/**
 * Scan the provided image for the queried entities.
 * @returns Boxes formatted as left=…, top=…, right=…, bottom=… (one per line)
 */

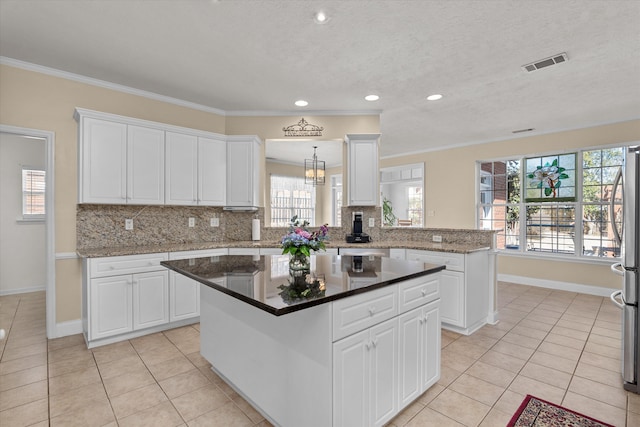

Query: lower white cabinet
left=405, top=249, right=489, bottom=335
left=86, top=257, right=169, bottom=342
left=332, top=275, right=440, bottom=427
left=398, top=300, right=440, bottom=407
left=333, top=318, right=398, bottom=427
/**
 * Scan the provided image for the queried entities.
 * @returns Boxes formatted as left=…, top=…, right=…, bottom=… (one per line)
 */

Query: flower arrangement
left=281, top=216, right=329, bottom=257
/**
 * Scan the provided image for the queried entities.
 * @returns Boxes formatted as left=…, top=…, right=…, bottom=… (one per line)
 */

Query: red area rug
left=508, top=395, right=615, bottom=427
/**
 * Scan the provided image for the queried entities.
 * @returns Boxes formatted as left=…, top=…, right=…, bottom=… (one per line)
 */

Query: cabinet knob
left=368, top=307, right=376, bottom=316
left=108, top=266, right=115, bottom=270
left=365, top=342, right=371, bottom=350
left=371, top=338, right=378, bottom=348
left=147, top=262, right=153, bottom=266
left=419, top=317, right=425, bottom=324
left=421, top=288, right=427, bottom=296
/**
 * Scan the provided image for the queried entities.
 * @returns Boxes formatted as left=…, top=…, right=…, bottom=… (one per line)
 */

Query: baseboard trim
left=487, top=310, right=500, bottom=325
left=0, top=286, right=46, bottom=296
left=498, top=274, right=617, bottom=297
left=55, top=319, right=83, bottom=338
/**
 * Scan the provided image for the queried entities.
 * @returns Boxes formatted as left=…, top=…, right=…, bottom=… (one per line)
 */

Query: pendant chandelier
left=304, top=146, right=325, bottom=185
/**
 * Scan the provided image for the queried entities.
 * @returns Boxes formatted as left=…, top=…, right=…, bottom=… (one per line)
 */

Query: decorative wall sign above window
left=525, top=153, right=576, bottom=202
left=283, top=118, right=324, bottom=137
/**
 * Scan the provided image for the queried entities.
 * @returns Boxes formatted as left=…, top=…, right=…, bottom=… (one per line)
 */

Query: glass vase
left=289, top=252, right=310, bottom=272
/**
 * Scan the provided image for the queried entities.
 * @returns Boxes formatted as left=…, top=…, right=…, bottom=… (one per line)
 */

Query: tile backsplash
left=77, top=204, right=494, bottom=250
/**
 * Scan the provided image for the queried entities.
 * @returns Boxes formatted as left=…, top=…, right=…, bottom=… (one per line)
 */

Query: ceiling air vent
left=522, top=52, right=568, bottom=72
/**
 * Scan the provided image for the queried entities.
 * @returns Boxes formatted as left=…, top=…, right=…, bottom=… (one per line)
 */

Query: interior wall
left=380, top=119, right=640, bottom=289
left=0, top=132, right=46, bottom=294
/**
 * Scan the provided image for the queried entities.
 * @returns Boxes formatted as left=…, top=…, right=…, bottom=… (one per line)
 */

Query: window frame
left=269, top=174, right=316, bottom=227
left=477, top=145, right=626, bottom=263
left=21, top=166, right=46, bottom=221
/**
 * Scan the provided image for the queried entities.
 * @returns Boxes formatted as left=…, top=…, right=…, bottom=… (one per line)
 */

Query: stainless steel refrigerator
left=611, top=145, right=640, bottom=393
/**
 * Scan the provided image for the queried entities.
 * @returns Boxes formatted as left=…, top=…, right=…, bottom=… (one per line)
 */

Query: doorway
left=0, top=125, right=55, bottom=338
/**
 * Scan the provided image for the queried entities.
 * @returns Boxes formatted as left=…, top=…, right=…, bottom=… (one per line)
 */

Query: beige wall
left=380, top=119, right=640, bottom=289
left=225, top=115, right=380, bottom=139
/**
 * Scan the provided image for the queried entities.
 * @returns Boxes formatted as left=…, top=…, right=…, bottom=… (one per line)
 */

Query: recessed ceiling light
left=427, top=94, right=443, bottom=101
left=365, top=94, right=379, bottom=101
left=295, top=100, right=308, bottom=107
left=314, top=11, right=329, bottom=24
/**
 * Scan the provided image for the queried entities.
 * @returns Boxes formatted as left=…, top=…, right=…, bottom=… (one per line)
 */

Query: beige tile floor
left=1, top=282, right=640, bottom=426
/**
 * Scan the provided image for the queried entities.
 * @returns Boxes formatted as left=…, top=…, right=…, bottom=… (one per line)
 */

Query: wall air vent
left=522, top=52, right=568, bottom=72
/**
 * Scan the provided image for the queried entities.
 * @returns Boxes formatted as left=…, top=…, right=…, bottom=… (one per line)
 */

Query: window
left=22, top=167, right=46, bottom=219
left=270, top=175, right=315, bottom=227
left=331, top=174, right=342, bottom=227
left=478, top=147, right=625, bottom=259
left=380, top=163, right=424, bottom=226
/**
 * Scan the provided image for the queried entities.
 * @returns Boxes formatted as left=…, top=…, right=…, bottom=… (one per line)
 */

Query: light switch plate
left=188, top=217, right=195, bottom=227
left=125, top=219, right=133, bottom=230
left=210, top=217, right=219, bottom=227
left=432, top=235, right=442, bottom=243
left=368, top=217, right=375, bottom=227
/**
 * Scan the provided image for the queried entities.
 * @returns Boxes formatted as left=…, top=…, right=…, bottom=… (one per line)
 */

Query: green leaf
left=300, top=246, right=310, bottom=256
left=544, top=187, right=552, bottom=196
left=556, top=181, right=562, bottom=188
left=527, top=173, right=534, bottom=178
left=559, top=173, right=569, bottom=179
left=551, top=159, right=558, bottom=166
left=557, top=167, right=566, bottom=173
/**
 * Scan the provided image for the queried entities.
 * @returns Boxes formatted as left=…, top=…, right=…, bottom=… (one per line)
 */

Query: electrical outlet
left=368, top=217, right=375, bottom=227
left=432, top=235, right=442, bottom=243
left=125, top=219, right=133, bottom=230
left=427, top=210, right=435, bottom=217
left=210, top=217, right=219, bottom=227
left=188, top=217, right=195, bottom=227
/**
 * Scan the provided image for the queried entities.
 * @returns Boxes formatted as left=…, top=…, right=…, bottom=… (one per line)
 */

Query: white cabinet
left=84, top=253, right=169, bottom=343
left=168, top=249, right=227, bottom=322
left=346, top=134, right=380, bottom=206
left=333, top=318, right=398, bottom=427
left=165, top=132, right=227, bottom=206
left=226, top=136, right=261, bottom=208
left=165, top=132, right=198, bottom=205
left=405, top=249, right=489, bottom=335
left=76, top=113, right=164, bottom=204
left=127, top=125, right=165, bottom=204
left=398, top=300, right=440, bottom=407
left=332, top=274, right=440, bottom=427
left=198, top=136, right=226, bottom=205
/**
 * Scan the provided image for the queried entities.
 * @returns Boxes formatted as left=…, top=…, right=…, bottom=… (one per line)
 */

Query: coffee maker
left=346, top=211, right=370, bottom=243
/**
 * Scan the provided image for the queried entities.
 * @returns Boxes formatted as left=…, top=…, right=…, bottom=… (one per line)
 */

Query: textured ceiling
left=1, top=0, right=639, bottom=158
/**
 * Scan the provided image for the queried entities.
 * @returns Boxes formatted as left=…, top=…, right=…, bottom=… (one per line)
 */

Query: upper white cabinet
left=165, top=132, right=198, bottom=205
left=165, top=132, right=227, bottom=206
left=77, top=113, right=165, bottom=205
left=346, top=134, right=380, bottom=206
left=76, top=108, right=233, bottom=207
left=226, top=136, right=261, bottom=208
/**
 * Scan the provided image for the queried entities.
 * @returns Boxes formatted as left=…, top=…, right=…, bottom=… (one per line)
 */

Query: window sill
left=496, top=249, right=619, bottom=265
left=16, top=217, right=45, bottom=224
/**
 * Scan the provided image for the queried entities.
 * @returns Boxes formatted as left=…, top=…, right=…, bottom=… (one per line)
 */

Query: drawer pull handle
left=365, top=342, right=371, bottom=350
left=371, top=338, right=378, bottom=348
left=147, top=262, right=154, bottom=266
left=419, top=317, right=425, bottom=324
left=368, top=307, right=376, bottom=316
left=421, top=288, right=427, bottom=296
left=108, top=266, right=115, bottom=270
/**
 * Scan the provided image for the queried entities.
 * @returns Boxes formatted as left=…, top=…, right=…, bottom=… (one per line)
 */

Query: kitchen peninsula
left=162, top=254, right=445, bottom=427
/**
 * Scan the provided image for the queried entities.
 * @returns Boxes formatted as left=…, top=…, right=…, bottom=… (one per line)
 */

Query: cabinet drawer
left=228, top=247, right=260, bottom=256
left=332, top=286, right=397, bottom=341
left=398, top=275, right=440, bottom=314
left=90, top=253, right=168, bottom=278
left=405, top=251, right=464, bottom=272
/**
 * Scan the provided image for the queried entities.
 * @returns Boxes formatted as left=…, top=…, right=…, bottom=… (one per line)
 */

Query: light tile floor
left=1, top=282, right=640, bottom=426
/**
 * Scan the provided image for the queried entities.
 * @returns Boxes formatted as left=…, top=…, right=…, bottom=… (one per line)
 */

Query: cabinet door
left=421, top=301, right=440, bottom=391
left=333, top=329, right=370, bottom=427
left=127, top=125, right=164, bottom=205
left=133, top=271, right=169, bottom=330
left=90, top=275, right=132, bottom=340
left=369, top=319, right=398, bottom=427
left=346, top=135, right=379, bottom=206
left=81, top=117, right=127, bottom=203
left=198, top=136, right=226, bottom=205
left=440, top=270, right=464, bottom=327
left=226, top=139, right=256, bottom=207
left=398, top=307, right=423, bottom=407
left=169, top=271, right=200, bottom=322
left=165, top=132, right=198, bottom=205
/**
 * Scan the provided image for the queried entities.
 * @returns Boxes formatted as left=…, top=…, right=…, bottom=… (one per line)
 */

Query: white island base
left=200, top=273, right=441, bottom=427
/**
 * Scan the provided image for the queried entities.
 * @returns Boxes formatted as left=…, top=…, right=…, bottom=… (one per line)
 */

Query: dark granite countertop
left=161, top=254, right=445, bottom=316
left=77, top=240, right=489, bottom=258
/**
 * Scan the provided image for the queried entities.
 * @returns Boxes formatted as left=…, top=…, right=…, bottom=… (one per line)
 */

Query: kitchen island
left=162, top=254, right=444, bottom=427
